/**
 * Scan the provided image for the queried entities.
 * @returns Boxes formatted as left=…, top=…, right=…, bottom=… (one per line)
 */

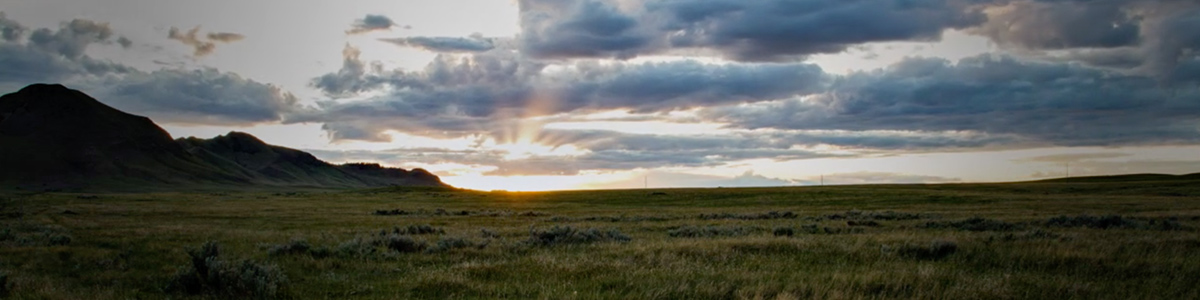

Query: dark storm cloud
left=116, top=36, right=133, bottom=49
left=0, top=17, right=299, bottom=126
left=346, top=14, right=398, bottom=35
left=517, top=0, right=985, bottom=61
left=513, top=0, right=1199, bottom=78
left=649, top=0, right=986, bottom=61
left=519, top=0, right=655, bottom=59
left=0, top=17, right=133, bottom=84
left=560, top=60, right=826, bottom=113
left=971, top=0, right=1141, bottom=50
left=300, top=46, right=826, bottom=141
left=702, top=54, right=1200, bottom=147
left=99, top=68, right=300, bottom=125
left=0, top=12, right=26, bottom=42
left=168, top=26, right=244, bottom=57
left=308, top=45, right=390, bottom=98
left=967, top=0, right=1200, bottom=81
left=1149, top=4, right=1200, bottom=81
left=380, top=34, right=496, bottom=53
left=28, top=19, right=115, bottom=59
left=0, top=43, right=130, bottom=84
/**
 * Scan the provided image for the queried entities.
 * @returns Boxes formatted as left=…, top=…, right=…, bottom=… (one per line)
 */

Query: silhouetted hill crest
left=0, top=84, right=447, bottom=191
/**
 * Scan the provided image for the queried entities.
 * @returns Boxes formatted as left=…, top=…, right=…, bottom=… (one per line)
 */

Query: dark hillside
left=0, top=84, right=447, bottom=191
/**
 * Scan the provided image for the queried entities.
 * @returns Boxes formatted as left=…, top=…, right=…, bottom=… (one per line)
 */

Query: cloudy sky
left=2, top=0, right=1199, bottom=191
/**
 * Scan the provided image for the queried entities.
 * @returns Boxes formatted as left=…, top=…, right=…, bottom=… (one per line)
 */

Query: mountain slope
left=178, top=132, right=444, bottom=188
left=0, top=84, right=447, bottom=191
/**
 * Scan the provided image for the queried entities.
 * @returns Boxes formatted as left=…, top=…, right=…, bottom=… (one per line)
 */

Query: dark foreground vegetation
left=1, top=179, right=1199, bottom=299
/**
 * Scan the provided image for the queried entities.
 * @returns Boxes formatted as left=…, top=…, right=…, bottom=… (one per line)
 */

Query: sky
left=1, top=0, right=1198, bottom=191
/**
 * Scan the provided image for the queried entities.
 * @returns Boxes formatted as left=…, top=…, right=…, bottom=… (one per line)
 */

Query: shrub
left=519, top=211, right=547, bottom=217
left=668, top=225, right=755, bottom=238
left=389, top=224, right=444, bottom=235
left=798, top=224, right=864, bottom=235
left=1042, top=215, right=1185, bottom=230
left=566, top=215, right=676, bottom=222
left=526, top=226, right=631, bottom=246
left=46, top=233, right=72, bottom=246
left=424, top=208, right=472, bottom=216
left=308, top=246, right=333, bottom=259
left=0, top=228, right=12, bottom=241
left=373, top=209, right=410, bottom=216
left=0, top=272, right=9, bottom=297
left=885, top=240, right=958, bottom=260
left=378, top=235, right=426, bottom=253
left=480, top=228, right=501, bottom=239
left=865, top=211, right=923, bottom=221
left=773, top=227, right=795, bottom=237
left=824, top=210, right=923, bottom=221
left=267, top=239, right=311, bottom=256
left=988, top=229, right=1065, bottom=243
left=169, top=241, right=287, bottom=299
left=428, top=237, right=480, bottom=253
left=1145, top=218, right=1185, bottom=231
left=336, top=237, right=378, bottom=258
left=922, top=217, right=1018, bottom=231
left=846, top=220, right=880, bottom=227
left=1045, top=215, right=1134, bottom=229
left=699, top=211, right=797, bottom=220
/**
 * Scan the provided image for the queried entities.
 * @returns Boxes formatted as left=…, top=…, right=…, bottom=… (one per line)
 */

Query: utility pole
left=820, top=175, right=824, bottom=186
left=1065, top=162, right=1070, bottom=178
left=644, top=175, right=648, bottom=189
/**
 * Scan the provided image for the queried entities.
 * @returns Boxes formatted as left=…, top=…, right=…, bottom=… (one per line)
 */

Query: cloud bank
left=0, top=16, right=297, bottom=125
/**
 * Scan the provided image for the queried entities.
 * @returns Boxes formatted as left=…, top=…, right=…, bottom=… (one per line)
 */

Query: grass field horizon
left=1, top=176, right=1198, bottom=299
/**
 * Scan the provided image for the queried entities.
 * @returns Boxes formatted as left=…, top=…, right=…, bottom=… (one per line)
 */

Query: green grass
left=1, top=180, right=1199, bottom=299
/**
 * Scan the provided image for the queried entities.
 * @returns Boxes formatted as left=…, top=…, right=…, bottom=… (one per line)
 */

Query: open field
left=2, top=179, right=1199, bottom=299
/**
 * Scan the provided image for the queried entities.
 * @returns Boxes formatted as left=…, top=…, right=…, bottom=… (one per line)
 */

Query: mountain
left=0, top=84, right=448, bottom=191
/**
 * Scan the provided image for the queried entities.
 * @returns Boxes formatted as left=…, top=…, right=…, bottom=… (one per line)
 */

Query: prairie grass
left=0, top=180, right=1198, bottom=298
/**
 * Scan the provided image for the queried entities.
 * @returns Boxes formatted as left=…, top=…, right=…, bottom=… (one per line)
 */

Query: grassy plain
left=1, top=178, right=1199, bottom=299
